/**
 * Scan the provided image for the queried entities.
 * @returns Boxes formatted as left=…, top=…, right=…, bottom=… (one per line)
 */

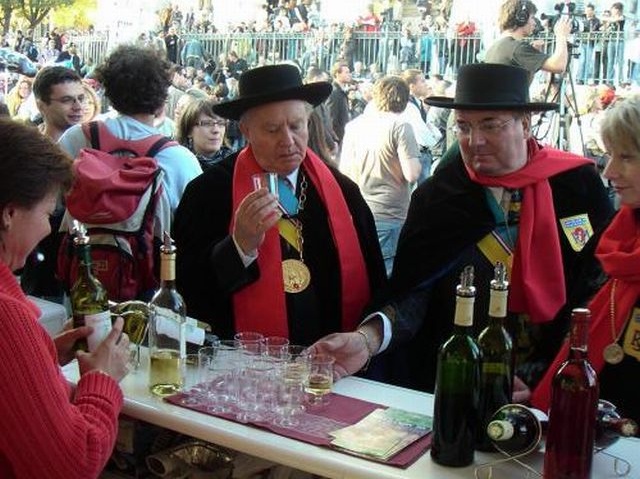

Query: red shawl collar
left=230, top=146, right=370, bottom=338
left=532, top=206, right=640, bottom=411
left=465, top=139, right=591, bottom=323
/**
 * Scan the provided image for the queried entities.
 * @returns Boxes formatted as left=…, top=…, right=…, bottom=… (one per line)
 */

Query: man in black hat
left=173, top=64, right=386, bottom=352
left=310, top=63, right=613, bottom=396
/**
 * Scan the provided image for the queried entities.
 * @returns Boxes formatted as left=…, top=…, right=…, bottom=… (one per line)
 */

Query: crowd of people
left=1, top=1, right=640, bottom=477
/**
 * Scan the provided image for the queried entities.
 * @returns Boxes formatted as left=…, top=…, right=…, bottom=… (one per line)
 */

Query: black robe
left=383, top=153, right=615, bottom=392
left=173, top=151, right=386, bottom=346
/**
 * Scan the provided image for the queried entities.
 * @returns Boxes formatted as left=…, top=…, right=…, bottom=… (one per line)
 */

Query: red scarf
left=230, top=146, right=370, bottom=338
left=532, top=206, right=640, bottom=411
left=465, top=139, right=591, bottom=323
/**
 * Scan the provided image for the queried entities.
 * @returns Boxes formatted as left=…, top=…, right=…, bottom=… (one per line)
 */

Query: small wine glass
left=304, top=353, right=335, bottom=408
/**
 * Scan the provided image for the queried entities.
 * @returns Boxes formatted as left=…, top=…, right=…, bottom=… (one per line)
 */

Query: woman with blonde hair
left=5, top=76, right=32, bottom=119
left=81, top=80, right=101, bottom=122
left=532, top=95, right=640, bottom=425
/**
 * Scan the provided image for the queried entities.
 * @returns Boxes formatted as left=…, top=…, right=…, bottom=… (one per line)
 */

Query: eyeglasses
left=48, top=95, right=88, bottom=106
left=196, top=119, right=228, bottom=128
left=451, top=118, right=515, bottom=137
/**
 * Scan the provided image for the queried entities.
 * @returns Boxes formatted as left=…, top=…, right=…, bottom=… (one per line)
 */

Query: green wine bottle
left=69, top=221, right=111, bottom=352
left=431, top=265, right=482, bottom=467
left=476, top=262, right=514, bottom=451
left=148, top=232, right=187, bottom=397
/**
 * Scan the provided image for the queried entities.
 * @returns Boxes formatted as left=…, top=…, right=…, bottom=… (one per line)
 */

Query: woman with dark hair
left=0, top=119, right=131, bottom=477
left=177, top=97, right=233, bottom=170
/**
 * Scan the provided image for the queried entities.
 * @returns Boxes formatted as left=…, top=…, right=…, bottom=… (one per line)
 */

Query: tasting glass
left=236, top=356, right=277, bottom=423
left=234, top=331, right=264, bottom=367
left=263, top=336, right=290, bottom=359
left=305, top=353, right=335, bottom=407
left=198, top=341, right=240, bottom=414
left=176, top=353, right=205, bottom=406
left=273, top=345, right=311, bottom=427
left=252, top=172, right=278, bottom=196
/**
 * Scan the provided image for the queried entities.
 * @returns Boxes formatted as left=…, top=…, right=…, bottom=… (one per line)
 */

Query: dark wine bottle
left=486, top=404, right=544, bottom=456
left=544, top=308, right=599, bottom=479
left=476, top=262, right=513, bottom=451
left=69, top=221, right=111, bottom=352
left=431, top=265, right=481, bottom=467
left=595, top=400, right=639, bottom=449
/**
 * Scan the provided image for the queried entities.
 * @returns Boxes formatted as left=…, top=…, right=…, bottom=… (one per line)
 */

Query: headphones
left=514, top=1, right=530, bottom=27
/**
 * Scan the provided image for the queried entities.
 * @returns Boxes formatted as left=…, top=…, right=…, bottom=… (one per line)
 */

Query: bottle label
left=482, top=362, right=508, bottom=375
left=488, top=289, right=508, bottom=318
left=155, top=312, right=203, bottom=346
left=454, top=296, right=474, bottom=327
left=85, top=310, right=112, bottom=352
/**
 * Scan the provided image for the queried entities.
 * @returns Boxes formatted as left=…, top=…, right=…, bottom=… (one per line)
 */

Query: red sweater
left=0, top=262, right=123, bottom=478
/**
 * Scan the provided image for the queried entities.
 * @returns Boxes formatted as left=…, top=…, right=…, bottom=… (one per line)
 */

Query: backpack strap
left=81, top=121, right=177, bottom=158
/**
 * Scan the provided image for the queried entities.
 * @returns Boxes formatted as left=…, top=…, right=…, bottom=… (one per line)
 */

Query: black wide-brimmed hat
left=425, top=63, right=558, bottom=112
left=212, top=64, right=332, bottom=120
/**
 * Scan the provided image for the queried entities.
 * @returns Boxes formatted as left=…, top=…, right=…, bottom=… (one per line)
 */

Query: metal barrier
left=70, top=30, right=631, bottom=86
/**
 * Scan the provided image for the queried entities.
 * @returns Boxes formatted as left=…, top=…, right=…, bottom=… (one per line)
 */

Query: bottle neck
left=488, top=288, right=508, bottom=321
left=159, top=252, right=176, bottom=285
left=568, top=314, right=590, bottom=360
left=454, top=295, right=475, bottom=328
left=77, top=244, right=94, bottom=277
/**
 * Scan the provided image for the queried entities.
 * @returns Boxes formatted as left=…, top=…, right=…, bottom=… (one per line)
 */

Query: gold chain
left=609, top=279, right=623, bottom=343
left=289, top=172, right=308, bottom=263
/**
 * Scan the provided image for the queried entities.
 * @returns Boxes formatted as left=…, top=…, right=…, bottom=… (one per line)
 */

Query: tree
left=0, top=0, right=19, bottom=36
left=19, top=0, right=74, bottom=30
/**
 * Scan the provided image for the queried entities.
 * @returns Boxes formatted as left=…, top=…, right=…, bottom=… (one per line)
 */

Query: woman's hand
left=76, top=316, right=131, bottom=382
left=54, top=319, right=92, bottom=366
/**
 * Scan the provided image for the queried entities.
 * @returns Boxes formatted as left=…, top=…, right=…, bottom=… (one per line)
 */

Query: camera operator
left=484, top=0, right=572, bottom=83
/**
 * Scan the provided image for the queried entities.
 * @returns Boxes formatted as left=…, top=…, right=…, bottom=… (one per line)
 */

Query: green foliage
left=51, top=0, right=96, bottom=30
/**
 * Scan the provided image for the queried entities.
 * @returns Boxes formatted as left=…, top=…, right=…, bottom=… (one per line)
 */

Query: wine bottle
left=595, top=400, right=639, bottom=449
left=476, top=262, right=513, bottom=451
left=544, top=308, right=599, bottom=479
left=148, top=232, right=187, bottom=397
left=431, top=265, right=481, bottom=467
left=69, top=221, right=111, bottom=352
left=486, top=404, right=545, bottom=456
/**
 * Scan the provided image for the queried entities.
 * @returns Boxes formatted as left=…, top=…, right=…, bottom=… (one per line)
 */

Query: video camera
left=540, top=2, right=581, bottom=34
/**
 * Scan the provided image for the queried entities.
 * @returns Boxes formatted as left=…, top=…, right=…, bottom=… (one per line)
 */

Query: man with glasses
left=20, top=66, right=86, bottom=303
left=33, top=66, right=85, bottom=141
left=310, top=63, right=613, bottom=398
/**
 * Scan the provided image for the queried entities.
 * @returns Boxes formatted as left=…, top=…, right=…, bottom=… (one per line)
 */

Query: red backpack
left=57, top=121, right=177, bottom=301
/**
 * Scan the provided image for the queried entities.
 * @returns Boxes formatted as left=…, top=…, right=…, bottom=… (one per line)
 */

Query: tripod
left=533, top=44, right=585, bottom=154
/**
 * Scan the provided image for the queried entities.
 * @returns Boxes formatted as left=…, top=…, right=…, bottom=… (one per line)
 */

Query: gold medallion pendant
left=603, top=343, right=625, bottom=365
left=282, top=259, right=311, bottom=293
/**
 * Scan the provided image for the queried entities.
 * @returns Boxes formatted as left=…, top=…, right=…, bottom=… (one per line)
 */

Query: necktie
left=278, top=176, right=298, bottom=216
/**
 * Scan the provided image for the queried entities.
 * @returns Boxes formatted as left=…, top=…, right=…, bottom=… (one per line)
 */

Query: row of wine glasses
left=178, top=332, right=335, bottom=428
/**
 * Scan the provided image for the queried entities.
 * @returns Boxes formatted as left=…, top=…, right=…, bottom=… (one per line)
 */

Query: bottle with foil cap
left=431, top=265, right=481, bottom=467
left=476, top=262, right=514, bottom=451
left=69, top=220, right=111, bottom=352
left=148, top=232, right=186, bottom=397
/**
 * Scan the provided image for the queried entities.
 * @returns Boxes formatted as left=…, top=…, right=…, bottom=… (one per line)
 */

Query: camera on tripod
left=540, top=2, right=581, bottom=35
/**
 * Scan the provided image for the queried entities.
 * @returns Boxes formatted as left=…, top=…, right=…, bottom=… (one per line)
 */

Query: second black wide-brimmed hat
left=212, top=64, right=332, bottom=120
left=425, top=63, right=558, bottom=111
